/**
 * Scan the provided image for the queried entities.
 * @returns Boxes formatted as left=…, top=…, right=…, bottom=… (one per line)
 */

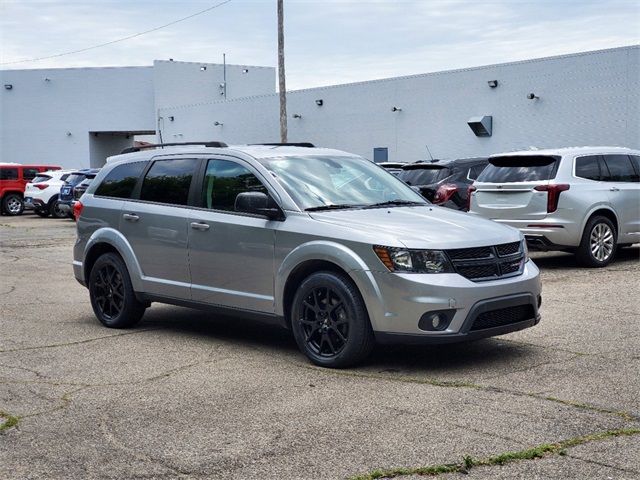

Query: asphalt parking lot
left=1, top=213, right=639, bottom=480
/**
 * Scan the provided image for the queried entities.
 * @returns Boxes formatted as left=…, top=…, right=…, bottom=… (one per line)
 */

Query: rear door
left=472, top=155, right=559, bottom=220
left=601, top=154, right=640, bottom=241
left=119, top=157, right=200, bottom=299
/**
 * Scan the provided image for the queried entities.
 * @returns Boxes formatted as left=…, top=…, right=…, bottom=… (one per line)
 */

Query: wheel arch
left=582, top=207, right=619, bottom=238
left=276, top=241, right=385, bottom=330
left=83, top=228, right=144, bottom=291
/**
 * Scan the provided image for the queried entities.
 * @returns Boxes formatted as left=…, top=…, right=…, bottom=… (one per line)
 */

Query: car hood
left=309, top=205, right=521, bottom=250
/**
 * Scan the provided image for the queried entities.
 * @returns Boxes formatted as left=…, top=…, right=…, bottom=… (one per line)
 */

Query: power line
left=0, top=0, right=233, bottom=66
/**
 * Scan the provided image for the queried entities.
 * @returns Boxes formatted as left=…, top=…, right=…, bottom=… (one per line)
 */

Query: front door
left=188, top=158, right=276, bottom=313
left=602, top=154, right=640, bottom=241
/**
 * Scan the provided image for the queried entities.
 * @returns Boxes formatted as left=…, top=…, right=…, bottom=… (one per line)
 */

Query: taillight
left=73, top=201, right=84, bottom=221
left=34, top=184, right=49, bottom=190
left=433, top=183, right=458, bottom=205
left=534, top=184, right=570, bottom=213
left=466, top=185, right=477, bottom=211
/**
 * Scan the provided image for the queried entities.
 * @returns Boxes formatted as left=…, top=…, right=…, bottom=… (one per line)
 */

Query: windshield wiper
left=305, top=204, right=364, bottom=212
left=365, top=200, right=426, bottom=208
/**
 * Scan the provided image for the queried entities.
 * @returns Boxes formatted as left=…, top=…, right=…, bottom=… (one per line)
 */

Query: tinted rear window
left=575, top=155, right=602, bottom=181
left=602, top=155, right=638, bottom=182
left=0, top=168, right=19, bottom=180
left=31, top=175, right=52, bottom=183
left=66, top=174, right=86, bottom=186
left=477, top=155, right=559, bottom=183
left=140, top=158, right=198, bottom=206
left=397, top=167, right=450, bottom=185
left=95, top=162, right=145, bottom=199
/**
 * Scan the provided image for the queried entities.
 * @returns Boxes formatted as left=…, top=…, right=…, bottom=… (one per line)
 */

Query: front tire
left=576, top=216, right=617, bottom=267
left=49, top=199, right=67, bottom=218
left=2, top=194, right=24, bottom=216
left=291, top=271, right=374, bottom=368
left=89, top=253, right=146, bottom=328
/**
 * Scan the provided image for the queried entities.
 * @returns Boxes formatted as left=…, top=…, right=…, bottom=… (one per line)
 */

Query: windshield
left=478, top=155, right=559, bottom=183
left=397, top=166, right=450, bottom=185
left=257, top=155, right=428, bottom=210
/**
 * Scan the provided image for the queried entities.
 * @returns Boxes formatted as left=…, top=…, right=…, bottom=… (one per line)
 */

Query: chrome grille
left=446, top=241, right=524, bottom=282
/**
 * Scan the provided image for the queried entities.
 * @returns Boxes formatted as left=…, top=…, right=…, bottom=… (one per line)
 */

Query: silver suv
left=469, top=147, right=640, bottom=267
left=73, top=143, right=541, bottom=367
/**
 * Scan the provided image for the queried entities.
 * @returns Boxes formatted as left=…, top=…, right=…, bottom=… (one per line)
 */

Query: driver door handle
left=123, top=213, right=139, bottom=222
left=609, top=187, right=620, bottom=192
left=190, top=222, right=210, bottom=231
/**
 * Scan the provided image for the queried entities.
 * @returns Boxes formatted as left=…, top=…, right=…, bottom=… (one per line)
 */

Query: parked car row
left=0, top=163, right=100, bottom=218
left=382, top=146, right=639, bottom=267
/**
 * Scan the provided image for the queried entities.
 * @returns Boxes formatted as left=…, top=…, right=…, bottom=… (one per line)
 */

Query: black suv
left=58, top=169, right=100, bottom=218
left=397, top=157, right=488, bottom=210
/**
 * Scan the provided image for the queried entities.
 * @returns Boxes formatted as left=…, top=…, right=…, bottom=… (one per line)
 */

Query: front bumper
left=354, top=260, right=541, bottom=341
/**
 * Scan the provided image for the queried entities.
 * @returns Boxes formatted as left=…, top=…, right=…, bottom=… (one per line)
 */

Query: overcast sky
left=1, top=0, right=638, bottom=90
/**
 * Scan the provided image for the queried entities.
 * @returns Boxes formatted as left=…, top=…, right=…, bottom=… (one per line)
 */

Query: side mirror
left=235, top=192, right=283, bottom=220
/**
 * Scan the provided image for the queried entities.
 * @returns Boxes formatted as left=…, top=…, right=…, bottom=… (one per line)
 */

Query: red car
left=0, top=163, right=62, bottom=215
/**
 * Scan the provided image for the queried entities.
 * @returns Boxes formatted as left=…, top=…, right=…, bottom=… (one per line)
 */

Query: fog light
left=419, top=310, right=455, bottom=331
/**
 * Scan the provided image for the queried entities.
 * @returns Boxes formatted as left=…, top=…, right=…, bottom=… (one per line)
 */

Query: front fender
left=84, top=227, right=144, bottom=292
left=274, top=240, right=387, bottom=330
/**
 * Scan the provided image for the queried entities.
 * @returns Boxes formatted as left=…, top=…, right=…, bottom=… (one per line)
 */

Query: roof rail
left=250, top=142, right=315, bottom=148
left=120, top=141, right=228, bottom=154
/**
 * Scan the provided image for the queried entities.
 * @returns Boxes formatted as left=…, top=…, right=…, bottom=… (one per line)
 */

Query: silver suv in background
left=469, top=147, right=640, bottom=267
left=73, top=143, right=541, bottom=367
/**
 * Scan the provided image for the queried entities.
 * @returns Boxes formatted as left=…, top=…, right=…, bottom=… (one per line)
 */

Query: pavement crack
left=348, top=427, right=640, bottom=479
left=0, top=328, right=160, bottom=353
left=566, top=453, right=640, bottom=475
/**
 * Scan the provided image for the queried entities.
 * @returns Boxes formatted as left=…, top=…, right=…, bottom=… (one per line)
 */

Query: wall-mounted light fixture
left=315, top=99, right=323, bottom=106
left=200, top=66, right=207, bottom=71
left=487, top=80, right=498, bottom=88
left=527, top=93, right=539, bottom=100
left=219, top=82, right=226, bottom=96
left=66, top=131, right=72, bottom=137
left=4, top=84, right=13, bottom=90
left=168, top=116, right=175, bottom=122
left=214, top=121, right=223, bottom=126
left=44, top=77, right=51, bottom=82
left=292, top=113, right=302, bottom=119
left=242, top=68, right=249, bottom=74
left=391, top=106, right=402, bottom=112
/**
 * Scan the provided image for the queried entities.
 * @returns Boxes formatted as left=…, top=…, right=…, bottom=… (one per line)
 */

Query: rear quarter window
left=31, top=175, right=53, bottom=183
left=602, top=155, right=638, bottom=182
left=575, top=155, right=602, bottom=181
left=477, top=155, right=559, bottom=183
left=95, top=162, right=146, bottom=198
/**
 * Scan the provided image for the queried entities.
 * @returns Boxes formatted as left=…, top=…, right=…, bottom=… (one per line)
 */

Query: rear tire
left=576, top=216, right=617, bottom=267
left=2, top=194, right=24, bottom=216
left=291, top=271, right=374, bottom=368
left=34, top=208, right=49, bottom=217
left=89, top=253, right=146, bottom=328
left=49, top=199, right=67, bottom=218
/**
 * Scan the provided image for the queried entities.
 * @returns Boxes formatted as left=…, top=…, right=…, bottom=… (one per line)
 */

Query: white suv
left=24, top=170, right=73, bottom=218
left=469, top=147, right=640, bottom=267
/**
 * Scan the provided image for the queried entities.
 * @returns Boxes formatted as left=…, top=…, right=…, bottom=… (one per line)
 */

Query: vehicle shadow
left=140, top=306, right=533, bottom=374
left=530, top=245, right=639, bottom=270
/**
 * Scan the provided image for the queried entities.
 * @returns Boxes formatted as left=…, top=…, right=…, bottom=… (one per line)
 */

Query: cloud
left=1, top=0, right=638, bottom=89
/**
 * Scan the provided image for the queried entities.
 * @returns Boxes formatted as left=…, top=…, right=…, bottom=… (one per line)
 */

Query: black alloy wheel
left=291, top=271, right=374, bottom=368
left=89, top=253, right=146, bottom=328
left=300, top=286, right=350, bottom=357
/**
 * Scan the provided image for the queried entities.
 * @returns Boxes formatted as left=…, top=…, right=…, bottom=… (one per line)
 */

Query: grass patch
left=0, top=410, right=19, bottom=432
left=349, top=427, right=640, bottom=479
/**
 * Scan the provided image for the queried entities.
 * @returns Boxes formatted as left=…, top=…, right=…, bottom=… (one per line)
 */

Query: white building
left=0, top=60, right=275, bottom=168
left=1, top=45, right=638, bottom=168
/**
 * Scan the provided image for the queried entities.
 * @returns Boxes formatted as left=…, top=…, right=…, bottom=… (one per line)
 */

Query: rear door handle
left=609, top=187, right=620, bottom=192
left=190, top=222, right=210, bottom=231
left=123, top=213, right=140, bottom=222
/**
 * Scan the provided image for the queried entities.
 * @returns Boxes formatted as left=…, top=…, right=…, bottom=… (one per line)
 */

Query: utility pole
left=277, top=0, right=287, bottom=142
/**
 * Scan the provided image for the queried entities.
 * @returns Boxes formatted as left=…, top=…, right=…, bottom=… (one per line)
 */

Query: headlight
left=373, top=246, right=454, bottom=273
